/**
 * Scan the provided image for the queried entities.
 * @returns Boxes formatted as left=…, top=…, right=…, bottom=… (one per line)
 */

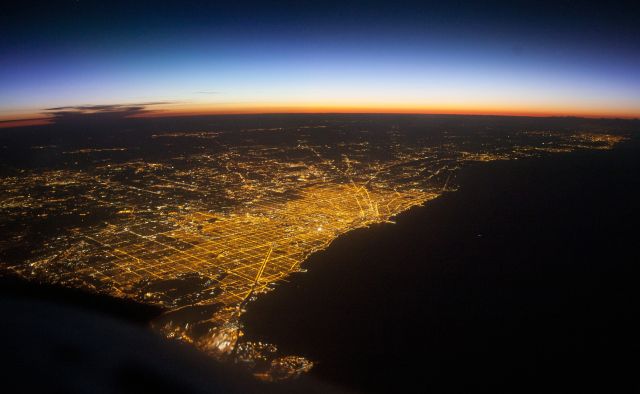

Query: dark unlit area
left=0, top=279, right=348, bottom=394
left=243, top=137, right=640, bottom=393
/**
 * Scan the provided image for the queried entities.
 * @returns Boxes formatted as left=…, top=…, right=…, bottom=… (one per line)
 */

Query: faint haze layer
left=1, top=0, right=640, bottom=122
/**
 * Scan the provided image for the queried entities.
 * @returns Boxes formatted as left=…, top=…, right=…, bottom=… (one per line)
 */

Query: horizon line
left=1, top=109, right=639, bottom=129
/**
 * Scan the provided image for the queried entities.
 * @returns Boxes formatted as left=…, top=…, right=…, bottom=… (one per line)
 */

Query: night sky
left=2, top=0, right=640, bottom=124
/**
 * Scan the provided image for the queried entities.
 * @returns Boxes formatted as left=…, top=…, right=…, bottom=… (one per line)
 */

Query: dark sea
left=242, top=135, right=640, bottom=393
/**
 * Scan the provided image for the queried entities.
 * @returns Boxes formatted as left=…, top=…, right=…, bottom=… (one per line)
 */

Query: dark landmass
left=0, top=286, right=349, bottom=394
left=243, top=134, right=640, bottom=392
left=0, top=275, right=164, bottom=324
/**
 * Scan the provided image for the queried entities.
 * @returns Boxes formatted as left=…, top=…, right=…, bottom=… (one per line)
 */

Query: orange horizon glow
left=2, top=102, right=639, bottom=129
left=138, top=104, right=640, bottom=119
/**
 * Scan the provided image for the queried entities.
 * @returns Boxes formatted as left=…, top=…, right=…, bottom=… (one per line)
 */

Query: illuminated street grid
left=0, top=123, right=625, bottom=379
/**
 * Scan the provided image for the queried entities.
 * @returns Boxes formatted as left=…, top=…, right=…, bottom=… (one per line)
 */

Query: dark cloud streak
left=43, top=102, right=177, bottom=124
left=44, top=102, right=175, bottom=111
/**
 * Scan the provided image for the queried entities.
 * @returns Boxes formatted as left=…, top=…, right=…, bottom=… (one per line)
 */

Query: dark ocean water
left=242, top=136, right=640, bottom=393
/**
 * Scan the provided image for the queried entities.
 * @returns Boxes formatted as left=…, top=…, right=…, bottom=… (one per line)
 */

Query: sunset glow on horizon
left=3, top=100, right=639, bottom=129
left=2, top=1, right=640, bottom=127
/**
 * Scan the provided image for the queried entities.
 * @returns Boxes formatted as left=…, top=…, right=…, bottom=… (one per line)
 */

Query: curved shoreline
left=240, top=138, right=640, bottom=391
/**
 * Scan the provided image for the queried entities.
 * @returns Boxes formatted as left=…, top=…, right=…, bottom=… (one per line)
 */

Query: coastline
left=241, top=136, right=640, bottom=392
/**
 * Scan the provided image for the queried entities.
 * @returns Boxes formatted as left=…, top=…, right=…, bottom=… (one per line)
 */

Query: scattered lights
left=0, top=121, right=626, bottom=380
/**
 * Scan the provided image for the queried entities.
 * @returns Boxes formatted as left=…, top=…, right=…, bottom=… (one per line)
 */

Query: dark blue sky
left=2, top=0, right=639, bottom=120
